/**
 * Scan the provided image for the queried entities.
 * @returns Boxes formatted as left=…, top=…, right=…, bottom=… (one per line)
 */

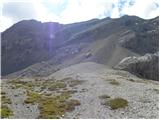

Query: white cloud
left=0, top=16, right=13, bottom=31
left=111, top=1, right=120, bottom=18
left=59, top=0, right=115, bottom=23
left=121, top=0, right=159, bottom=19
left=33, top=2, right=59, bottom=22
left=0, top=0, right=159, bottom=32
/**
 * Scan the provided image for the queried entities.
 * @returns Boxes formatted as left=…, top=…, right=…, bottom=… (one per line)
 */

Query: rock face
left=115, top=53, right=159, bottom=81
left=1, top=20, right=63, bottom=75
left=118, top=16, right=159, bottom=55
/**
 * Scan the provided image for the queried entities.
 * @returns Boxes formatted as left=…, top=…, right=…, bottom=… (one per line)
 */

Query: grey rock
left=115, top=53, right=159, bottom=81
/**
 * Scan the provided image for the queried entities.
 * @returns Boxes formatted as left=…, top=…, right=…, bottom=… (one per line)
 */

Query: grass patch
left=8, top=79, right=27, bottom=84
left=8, top=79, right=30, bottom=89
left=24, top=91, right=41, bottom=104
left=1, top=95, right=12, bottom=104
left=38, top=93, right=70, bottom=119
left=8, top=79, right=42, bottom=90
left=109, top=79, right=120, bottom=86
left=1, top=105, right=13, bottom=118
left=48, top=82, right=66, bottom=91
left=25, top=90, right=80, bottom=119
left=99, top=95, right=110, bottom=99
left=107, top=98, right=128, bottom=110
left=14, top=78, right=82, bottom=118
left=38, top=93, right=80, bottom=119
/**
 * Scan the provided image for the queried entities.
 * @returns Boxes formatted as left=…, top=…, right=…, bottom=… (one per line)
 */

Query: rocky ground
left=1, top=62, right=159, bottom=119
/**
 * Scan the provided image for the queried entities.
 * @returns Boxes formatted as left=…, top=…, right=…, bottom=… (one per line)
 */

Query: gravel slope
left=1, top=62, right=159, bottom=119
left=49, top=62, right=159, bottom=119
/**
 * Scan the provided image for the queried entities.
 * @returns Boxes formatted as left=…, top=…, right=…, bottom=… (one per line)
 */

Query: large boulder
left=114, top=53, right=159, bottom=81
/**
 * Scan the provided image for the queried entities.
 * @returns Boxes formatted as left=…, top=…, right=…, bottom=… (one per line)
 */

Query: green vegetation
left=1, top=91, right=12, bottom=104
left=1, top=90, right=13, bottom=118
left=39, top=93, right=80, bottom=119
left=107, top=98, right=128, bottom=110
left=109, top=79, right=120, bottom=86
left=38, top=93, right=71, bottom=119
left=24, top=91, right=41, bottom=104
left=1, top=105, right=13, bottom=118
left=99, top=95, right=110, bottom=99
left=25, top=90, right=80, bottom=118
left=7, top=78, right=82, bottom=118
left=8, top=79, right=30, bottom=89
left=48, top=82, right=66, bottom=91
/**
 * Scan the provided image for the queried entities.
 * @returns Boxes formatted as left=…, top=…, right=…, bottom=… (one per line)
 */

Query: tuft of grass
left=109, top=79, right=120, bottom=86
left=38, top=93, right=79, bottom=119
left=99, top=95, right=110, bottom=99
left=1, top=105, right=13, bottom=118
left=106, top=98, right=128, bottom=110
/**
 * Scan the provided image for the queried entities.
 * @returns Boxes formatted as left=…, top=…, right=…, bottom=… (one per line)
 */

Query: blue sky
left=0, top=0, right=159, bottom=31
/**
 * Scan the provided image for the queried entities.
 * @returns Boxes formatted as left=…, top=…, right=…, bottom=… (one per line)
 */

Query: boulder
left=115, top=53, right=159, bottom=81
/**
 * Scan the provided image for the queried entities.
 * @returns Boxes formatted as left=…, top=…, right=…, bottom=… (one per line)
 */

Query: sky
left=0, top=0, right=159, bottom=32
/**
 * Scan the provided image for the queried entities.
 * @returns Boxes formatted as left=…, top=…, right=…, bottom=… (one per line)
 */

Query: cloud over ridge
left=1, top=0, right=159, bottom=31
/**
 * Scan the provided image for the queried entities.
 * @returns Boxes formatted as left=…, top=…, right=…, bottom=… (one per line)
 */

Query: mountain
left=1, top=20, right=63, bottom=75
left=2, top=15, right=159, bottom=81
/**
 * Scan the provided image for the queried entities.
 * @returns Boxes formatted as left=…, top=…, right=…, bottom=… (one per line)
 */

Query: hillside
left=2, top=15, right=159, bottom=80
left=1, top=62, right=159, bottom=119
